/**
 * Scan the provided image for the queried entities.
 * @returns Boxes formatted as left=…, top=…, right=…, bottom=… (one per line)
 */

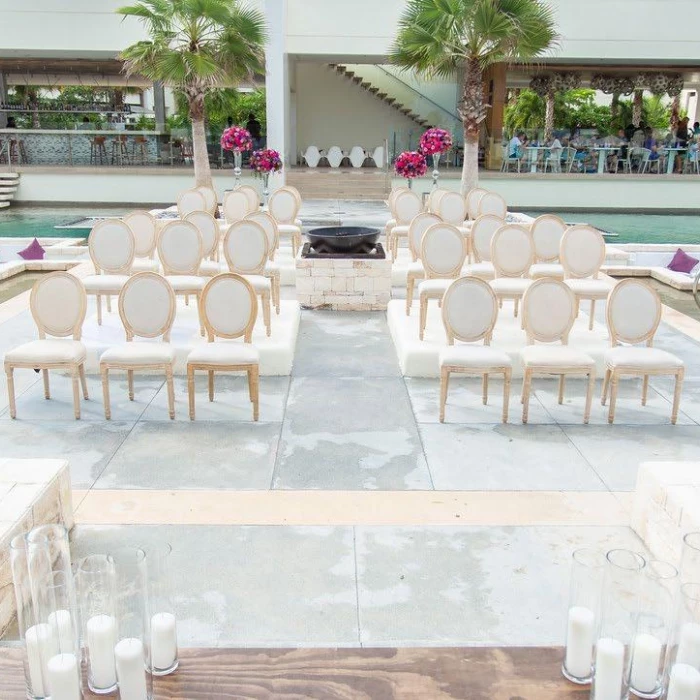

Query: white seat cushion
left=244, top=275, right=271, bottom=293
left=385, top=218, right=397, bottom=230
left=407, top=261, right=424, bottom=276
left=278, top=224, right=301, bottom=236
left=464, top=262, right=495, bottom=280
left=521, top=345, right=595, bottom=369
left=605, top=346, right=684, bottom=370
left=165, top=275, right=205, bottom=292
left=565, top=278, right=613, bottom=299
left=101, top=342, right=176, bottom=366
left=130, top=259, right=160, bottom=273
left=5, top=339, right=86, bottom=365
left=457, top=226, right=472, bottom=237
left=82, top=274, right=130, bottom=292
left=392, top=225, right=409, bottom=236
left=489, top=278, right=533, bottom=295
left=187, top=343, right=260, bottom=366
left=530, top=263, right=564, bottom=280
left=419, top=279, right=452, bottom=298
left=294, top=218, right=302, bottom=228
left=440, top=345, right=512, bottom=369
left=264, top=261, right=280, bottom=275
left=199, top=260, right=224, bottom=277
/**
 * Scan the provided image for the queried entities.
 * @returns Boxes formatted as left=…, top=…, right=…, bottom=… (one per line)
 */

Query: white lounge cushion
left=5, top=339, right=86, bottom=364
left=130, top=259, right=160, bottom=273
left=464, top=262, right=495, bottom=280
left=165, top=275, right=205, bottom=292
left=419, top=279, right=452, bottom=297
left=489, top=278, right=533, bottom=295
left=199, top=260, right=224, bottom=277
left=243, top=275, right=271, bottom=293
left=530, top=263, right=564, bottom=280
left=278, top=224, right=301, bottom=236
left=565, top=278, right=613, bottom=298
left=605, top=346, right=684, bottom=370
left=101, top=342, right=176, bottom=366
left=187, top=342, right=260, bottom=366
left=521, top=345, right=596, bottom=368
left=440, top=345, right=512, bottom=369
left=82, top=274, right=130, bottom=292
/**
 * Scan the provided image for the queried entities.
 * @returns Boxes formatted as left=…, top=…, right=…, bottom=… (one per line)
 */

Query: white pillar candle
left=46, top=652, right=81, bottom=700
left=25, top=622, right=59, bottom=697
left=630, top=633, right=662, bottom=693
left=151, top=612, right=177, bottom=671
left=594, top=637, right=625, bottom=700
left=114, top=637, right=148, bottom=700
left=48, top=609, right=75, bottom=654
left=86, top=614, right=117, bottom=690
left=678, top=622, right=700, bottom=669
left=565, top=606, right=596, bottom=678
left=667, top=663, right=700, bottom=700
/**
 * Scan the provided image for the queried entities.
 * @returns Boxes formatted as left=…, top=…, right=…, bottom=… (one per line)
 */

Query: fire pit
left=307, top=226, right=380, bottom=254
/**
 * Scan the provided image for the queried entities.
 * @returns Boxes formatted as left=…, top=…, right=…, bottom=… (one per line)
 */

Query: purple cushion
left=667, top=248, right=699, bottom=274
left=17, top=238, right=45, bottom=261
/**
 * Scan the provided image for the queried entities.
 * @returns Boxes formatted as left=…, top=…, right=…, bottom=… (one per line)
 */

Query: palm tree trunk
left=189, top=95, right=212, bottom=187
left=632, top=90, right=643, bottom=128
left=459, top=58, right=486, bottom=194
left=544, top=92, right=555, bottom=142
left=31, top=101, right=40, bottom=129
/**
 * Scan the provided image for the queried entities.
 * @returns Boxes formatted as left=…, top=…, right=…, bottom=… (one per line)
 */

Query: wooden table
left=0, top=646, right=589, bottom=699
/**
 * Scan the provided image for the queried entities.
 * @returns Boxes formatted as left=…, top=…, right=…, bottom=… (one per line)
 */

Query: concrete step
left=0, top=202, right=9, bottom=208
left=0, top=173, right=19, bottom=179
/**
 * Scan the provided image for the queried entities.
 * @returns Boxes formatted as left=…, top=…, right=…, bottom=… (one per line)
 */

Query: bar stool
left=110, top=135, right=131, bottom=165
left=132, top=136, right=148, bottom=165
left=90, top=136, right=107, bottom=165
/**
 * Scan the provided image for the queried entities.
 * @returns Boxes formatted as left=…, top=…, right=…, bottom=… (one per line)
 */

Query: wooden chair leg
left=247, top=368, right=254, bottom=402
left=419, top=296, right=427, bottom=341
left=71, top=368, right=81, bottom=420
left=43, top=369, right=50, bottom=399
left=101, top=367, right=111, bottom=419
left=589, top=300, right=596, bottom=330
left=502, top=369, right=511, bottom=423
left=208, top=370, right=215, bottom=402
left=263, top=292, right=271, bottom=337
left=641, top=375, right=649, bottom=406
left=250, top=365, right=260, bottom=421
left=106, top=295, right=112, bottom=313
left=96, top=294, right=103, bottom=325
left=513, top=298, right=519, bottom=318
left=439, top=368, right=449, bottom=423
left=6, top=366, right=16, bottom=419
left=584, top=371, right=595, bottom=425
left=406, top=276, right=415, bottom=316
left=608, top=373, right=619, bottom=424
left=482, top=373, right=489, bottom=405
left=601, top=369, right=611, bottom=405
left=166, top=366, right=175, bottom=420
left=127, top=370, right=134, bottom=401
left=187, top=366, right=195, bottom=421
left=197, top=293, right=205, bottom=337
left=275, top=275, right=281, bottom=315
left=79, top=364, right=89, bottom=400
left=521, top=369, right=532, bottom=424
left=558, top=375, right=566, bottom=405
left=671, top=369, right=684, bottom=425
left=185, top=294, right=190, bottom=306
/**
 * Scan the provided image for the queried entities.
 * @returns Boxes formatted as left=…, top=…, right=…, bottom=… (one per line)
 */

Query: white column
left=265, top=0, right=288, bottom=187
left=0, top=73, right=7, bottom=128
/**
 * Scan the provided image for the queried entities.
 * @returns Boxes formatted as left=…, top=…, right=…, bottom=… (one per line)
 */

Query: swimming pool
left=0, top=207, right=129, bottom=239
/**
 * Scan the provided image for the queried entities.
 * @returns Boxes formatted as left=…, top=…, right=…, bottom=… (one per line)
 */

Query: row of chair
left=301, top=145, right=385, bottom=169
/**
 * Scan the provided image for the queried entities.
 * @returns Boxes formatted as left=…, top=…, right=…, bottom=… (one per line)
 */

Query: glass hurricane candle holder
left=562, top=549, right=607, bottom=685
left=680, top=532, right=700, bottom=586
left=431, top=153, right=441, bottom=190
left=233, top=151, right=243, bottom=186
left=629, top=560, right=678, bottom=699
left=665, top=583, right=700, bottom=700
left=591, top=549, right=645, bottom=700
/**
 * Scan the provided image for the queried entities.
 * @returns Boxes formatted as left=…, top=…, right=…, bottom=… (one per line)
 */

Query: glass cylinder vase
left=233, top=150, right=243, bottom=186
left=680, top=532, right=700, bottom=586
left=76, top=554, right=118, bottom=695
left=145, top=543, right=178, bottom=676
left=262, top=172, right=271, bottom=208
left=629, top=560, right=678, bottom=699
left=406, top=177, right=413, bottom=190
left=665, top=583, right=700, bottom=700
left=431, top=153, right=441, bottom=190
left=590, top=549, right=646, bottom=700
left=563, top=549, right=607, bottom=685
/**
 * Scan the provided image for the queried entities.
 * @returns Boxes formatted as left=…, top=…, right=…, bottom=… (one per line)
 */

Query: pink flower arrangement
left=394, top=151, right=428, bottom=179
left=419, top=128, right=453, bottom=156
left=249, top=148, right=283, bottom=174
left=220, top=126, right=253, bottom=152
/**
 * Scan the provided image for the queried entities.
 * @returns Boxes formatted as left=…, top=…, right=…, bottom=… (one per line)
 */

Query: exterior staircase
left=0, top=173, right=19, bottom=209
left=287, top=168, right=391, bottom=201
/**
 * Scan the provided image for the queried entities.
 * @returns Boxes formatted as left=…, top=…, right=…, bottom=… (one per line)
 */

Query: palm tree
left=118, top=0, right=266, bottom=187
left=390, top=0, right=558, bottom=193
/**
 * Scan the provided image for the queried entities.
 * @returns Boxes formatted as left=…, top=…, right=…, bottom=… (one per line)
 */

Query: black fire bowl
left=307, top=226, right=380, bottom=253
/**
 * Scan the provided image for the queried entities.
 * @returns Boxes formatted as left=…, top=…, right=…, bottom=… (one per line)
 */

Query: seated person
left=508, top=132, right=525, bottom=159
left=547, top=136, right=563, bottom=172
left=643, top=128, right=659, bottom=160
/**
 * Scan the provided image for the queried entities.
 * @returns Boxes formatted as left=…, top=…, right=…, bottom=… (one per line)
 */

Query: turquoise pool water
left=525, top=211, right=700, bottom=245
left=0, top=207, right=128, bottom=239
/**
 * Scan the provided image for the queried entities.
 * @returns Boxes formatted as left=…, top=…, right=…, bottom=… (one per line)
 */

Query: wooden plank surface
left=0, top=646, right=588, bottom=699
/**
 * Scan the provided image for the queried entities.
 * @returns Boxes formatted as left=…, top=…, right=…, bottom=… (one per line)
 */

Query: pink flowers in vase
left=419, top=128, right=453, bottom=156
left=220, top=126, right=253, bottom=152
left=394, top=151, right=428, bottom=179
left=249, top=149, right=283, bottom=175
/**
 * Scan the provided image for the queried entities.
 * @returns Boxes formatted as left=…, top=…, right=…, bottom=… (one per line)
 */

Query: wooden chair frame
left=236, top=185, right=260, bottom=214
left=477, top=191, right=507, bottom=219
left=388, top=189, right=422, bottom=259
left=405, top=212, right=441, bottom=316
left=196, top=185, right=218, bottom=216
left=123, top=210, right=158, bottom=261
left=466, top=188, right=487, bottom=221
left=185, top=210, right=220, bottom=262
left=268, top=188, right=302, bottom=257
left=246, top=211, right=281, bottom=314
left=177, top=189, right=207, bottom=218
left=489, top=224, right=534, bottom=318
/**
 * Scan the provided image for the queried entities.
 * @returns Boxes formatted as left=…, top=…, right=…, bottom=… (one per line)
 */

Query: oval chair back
left=531, top=214, right=567, bottom=263
left=606, top=279, right=661, bottom=347
left=196, top=186, right=218, bottom=215
left=421, top=223, right=467, bottom=279
left=490, top=224, right=534, bottom=278
left=177, top=189, right=206, bottom=218
left=478, top=191, right=507, bottom=218
left=441, top=276, right=498, bottom=345
left=427, top=188, right=448, bottom=214
left=408, top=213, right=441, bottom=262
left=236, top=185, right=259, bottom=213
left=466, top=188, right=487, bottom=220
left=282, top=185, right=302, bottom=205
left=246, top=211, right=279, bottom=261
left=560, top=225, right=606, bottom=279
left=223, top=220, right=269, bottom=275
left=471, top=214, right=505, bottom=263
left=158, top=220, right=203, bottom=275
left=31, top=272, right=87, bottom=340
left=268, top=188, right=300, bottom=224
left=438, top=191, right=467, bottom=226
left=349, top=146, right=366, bottom=168
left=118, top=271, right=176, bottom=341
left=303, top=146, right=322, bottom=168
left=326, top=146, right=343, bottom=168
left=200, top=273, right=258, bottom=342
left=392, top=189, right=422, bottom=225
left=123, top=211, right=157, bottom=259
left=223, top=190, right=251, bottom=224
left=388, top=186, right=409, bottom=211
left=522, top=278, right=576, bottom=344
left=184, top=211, right=219, bottom=260
left=89, top=219, right=135, bottom=274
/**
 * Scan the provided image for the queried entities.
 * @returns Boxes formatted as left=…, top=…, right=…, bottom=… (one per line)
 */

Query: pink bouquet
left=220, top=126, right=253, bottom=152
left=394, top=151, right=428, bottom=179
left=419, top=128, right=453, bottom=156
left=249, top=149, right=283, bottom=174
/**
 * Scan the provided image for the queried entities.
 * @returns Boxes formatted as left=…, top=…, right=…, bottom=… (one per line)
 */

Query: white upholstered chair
left=520, top=279, right=596, bottom=424
left=418, top=223, right=467, bottom=340
left=222, top=220, right=272, bottom=336
left=488, top=224, right=534, bottom=317
left=236, top=185, right=260, bottom=213
left=561, top=225, right=613, bottom=330
left=529, top=215, right=567, bottom=280
left=384, top=186, right=409, bottom=240
left=437, top=191, right=471, bottom=250
left=268, top=187, right=302, bottom=257
left=82, top=219, right=135, bottom=325
left=246, top=211, right=281, bottom=314
left=439, top=277, right=512, bottom=423
left=427, top=188, right=448, bottom=214
left=187, top=273, right=260, bottom=421
left=223, top=189, right=252, bottom=224
left=326, top=146, right=344, bottom=168
left=282, top=185, right=304, bottom=228
left=464, top=214, right=502, bottom=280
left=466, top=188, right=487, bottom=221
left=185, top=210, right=220, bottom=275
left=157, top=220, right=205, bottom=335
left=302, top=146, right=323, bottom=168
left=177, top=188, right=206, bottom=217
left=123, top=211, right=160, bottom=273
left=602, top=279, right=684, bottom=424
left=348, top=146, right=366, bottom=168
left=100, top=272, right=177, bottom=420
left=387, top=189, right=423, bottom=259
left=478, top=191, right=507, bottom=219
left=4, top=272, right=88, bottom=419
left=196, top=185, right=218, bottom=216
left=405, top=212, right=441, bottom=315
